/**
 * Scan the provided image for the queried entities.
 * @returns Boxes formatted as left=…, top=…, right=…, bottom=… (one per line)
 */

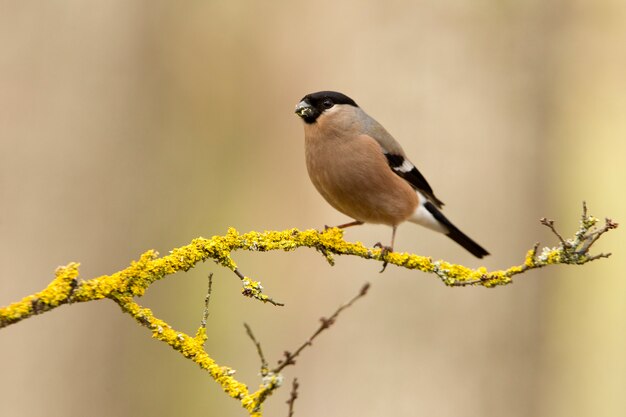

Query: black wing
left=384, top=153, right=445, bottom=208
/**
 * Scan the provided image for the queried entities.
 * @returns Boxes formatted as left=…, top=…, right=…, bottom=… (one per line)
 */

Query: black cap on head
left=302, top=91, right=358, bottom=108
left=295, top=91, right=358, bottom=123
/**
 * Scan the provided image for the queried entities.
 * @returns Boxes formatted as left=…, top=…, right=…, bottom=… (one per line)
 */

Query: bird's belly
left=308, top=164, right=418, bottom=226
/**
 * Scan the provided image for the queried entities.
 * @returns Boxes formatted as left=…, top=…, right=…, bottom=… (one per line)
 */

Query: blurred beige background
left=1, top=1, right=624, bottom=416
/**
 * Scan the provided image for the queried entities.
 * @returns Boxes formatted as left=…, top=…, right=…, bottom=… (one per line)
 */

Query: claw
left=374, top=242, right=392, bottom=273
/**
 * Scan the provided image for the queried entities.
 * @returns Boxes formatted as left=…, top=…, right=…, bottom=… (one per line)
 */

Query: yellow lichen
left=0, top=262, right=79, bottom=324
left=506, top=265, right=524, bottom=275
left=524, top=249, right=536, bottom=268
left=545, top=249, right=562, bottom=264
left=114, top=295, right=250, bottom=401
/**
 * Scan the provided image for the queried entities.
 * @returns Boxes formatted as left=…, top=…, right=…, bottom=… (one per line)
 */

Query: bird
left=294, top=90, right=489, bottom=263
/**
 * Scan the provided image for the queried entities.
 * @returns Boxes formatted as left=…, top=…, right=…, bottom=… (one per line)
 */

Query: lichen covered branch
left=0, top=204, right=618, bottom=327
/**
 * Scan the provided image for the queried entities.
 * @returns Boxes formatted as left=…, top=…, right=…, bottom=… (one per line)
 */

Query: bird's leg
left=374, top=226, right=397, bottom=273
left=319, top=220, right=363, bottom=260
left=324, top=220, right=364, bottom=230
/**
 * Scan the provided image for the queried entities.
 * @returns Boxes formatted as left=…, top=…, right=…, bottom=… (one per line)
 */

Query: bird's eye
left=322, top=99, right=334, bottom=109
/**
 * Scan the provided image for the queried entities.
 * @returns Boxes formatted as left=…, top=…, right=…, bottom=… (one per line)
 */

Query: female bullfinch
left=295, top=91, right=489, bottom=259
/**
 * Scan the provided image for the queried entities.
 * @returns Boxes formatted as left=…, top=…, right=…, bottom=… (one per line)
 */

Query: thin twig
left=244, top=322, right=269, bottom=375
left=233, top=268, right=246, bottom=280
left=580, top=217, right=618, bottom=253
left=286, top=378, right=299, bottom=417
left=273, top=282, right=370, bottom=374
left=540, top=217, right=569, bottom=248
left=236, top=268, right=285, bottom=306
left=201, top=273, right=213, bottom=329
left=195, top=273, right=214, bottom=343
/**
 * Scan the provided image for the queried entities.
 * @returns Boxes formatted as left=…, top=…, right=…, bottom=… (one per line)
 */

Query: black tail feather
left=423, top=202, right=489, bottom=258
left=445, top=225, right=490, bottom=258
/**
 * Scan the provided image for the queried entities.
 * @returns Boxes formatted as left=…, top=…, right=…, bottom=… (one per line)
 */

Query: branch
left=243, top=282, right=370, bottom=412
left=286, top=378, right=299, bottom=417
left=0, top=203, right=618, bottom=326
left=274, top=283, right=370, bottom=374
left=195, top=273, right=213, bottom=343
left=244, top=322, right=269, bottom=375
left=0, top=203, right=618, bottom=416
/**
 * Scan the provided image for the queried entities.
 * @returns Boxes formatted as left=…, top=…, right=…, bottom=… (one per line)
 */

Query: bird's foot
left=374, top=242, right=393, bottom=273
left=322, top=220, right=363, bottom=233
